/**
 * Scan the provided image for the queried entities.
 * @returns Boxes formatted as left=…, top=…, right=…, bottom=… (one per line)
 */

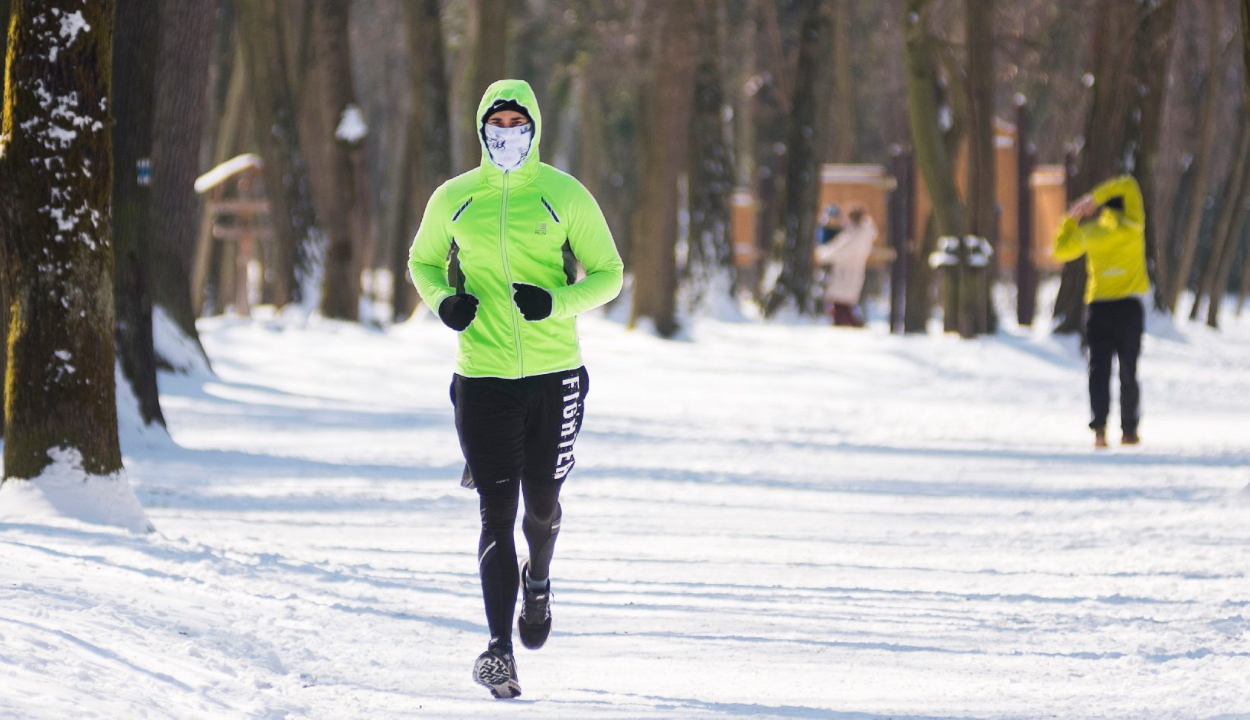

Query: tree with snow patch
left=0, top=0, right=151, bottom=533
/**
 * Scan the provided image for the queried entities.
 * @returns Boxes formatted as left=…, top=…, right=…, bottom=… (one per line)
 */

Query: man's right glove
left=437, top=293, right=479, bottom=331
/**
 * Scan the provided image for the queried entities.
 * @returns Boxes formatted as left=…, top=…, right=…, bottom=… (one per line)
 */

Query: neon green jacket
left=1053, top=175, right=1150, bottom=304
left=409, top=79, right=623, bottom=378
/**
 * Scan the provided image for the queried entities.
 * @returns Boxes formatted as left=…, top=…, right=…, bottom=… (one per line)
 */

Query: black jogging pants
left=450, top=366, right=589, bottom=650
left=1086, top=297, right=1143, bottom=434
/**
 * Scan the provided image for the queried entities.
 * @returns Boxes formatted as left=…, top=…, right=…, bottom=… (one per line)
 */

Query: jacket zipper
left=498, top=172, right=523, bottom=377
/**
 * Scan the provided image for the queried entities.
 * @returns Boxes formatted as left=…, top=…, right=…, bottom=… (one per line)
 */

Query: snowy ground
left=3, top=300, right=1250, bottom=719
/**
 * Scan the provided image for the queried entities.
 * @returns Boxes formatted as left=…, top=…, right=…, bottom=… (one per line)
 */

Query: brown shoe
left=1094, top=429, right=1109, bottom=448
left=1121, top=432, right=1139, bottom=446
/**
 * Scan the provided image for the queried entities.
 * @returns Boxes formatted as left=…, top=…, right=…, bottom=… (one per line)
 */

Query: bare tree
left=458, top=0, right=508, bottom=173
left=397, top=0, right=453, bottom=321
left=311, top=0, right=369, bottom=321
left=1, top=0, right=123, bottom=478
left=964, top=0, right=995, bottom=337
left=687, top=0, right=736, bottom=308
left=150, top=0, right=214, bottom=361
left=1167, top=12, right=1229, bottom=312
left=630, top=1, right=696, bottom=336
left=1242, top=0, right=1250, bottom=110
left=237, top=0, right=321, bottom=307
left=765, top=0, right=835, bottom=316
left=112, top=0, right=165, bottom=427
left=830, top=0, right=856, bottom=163
left=1195, top=125, right=1250, bottom=327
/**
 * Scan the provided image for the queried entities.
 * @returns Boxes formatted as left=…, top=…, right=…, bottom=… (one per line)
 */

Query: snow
left=334, top=105, right=368, bottom=144
left=57, top=11, right=90, bottom=46
left=0, top=448, right=151, bottom=535
left=193, top=154, right=263, bottom=194
left=3, top=300, right=1250, bottom=718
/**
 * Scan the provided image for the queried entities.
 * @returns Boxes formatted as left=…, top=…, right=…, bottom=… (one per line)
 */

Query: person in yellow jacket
left=410, top=79, right=623, bottom=699
left=1053, top=175, right=1149, bottom=448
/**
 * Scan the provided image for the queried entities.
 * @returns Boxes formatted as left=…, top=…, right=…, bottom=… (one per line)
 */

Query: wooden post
left=888, top=149, right=911, bottom=333
left=1016, top=99, right=1036, bottom=327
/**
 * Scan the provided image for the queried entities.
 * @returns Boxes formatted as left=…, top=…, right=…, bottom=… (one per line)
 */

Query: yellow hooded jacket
left=1053, top=175, right=1150, bottom=304
left=409, top=79, right=623, bottom=379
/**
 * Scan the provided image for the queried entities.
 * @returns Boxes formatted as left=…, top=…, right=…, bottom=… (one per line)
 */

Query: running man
left=409, top=79, right=623, bottom=699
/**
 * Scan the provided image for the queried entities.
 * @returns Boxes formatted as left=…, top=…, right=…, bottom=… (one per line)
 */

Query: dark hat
left=481, top=98, right=533, bottom=126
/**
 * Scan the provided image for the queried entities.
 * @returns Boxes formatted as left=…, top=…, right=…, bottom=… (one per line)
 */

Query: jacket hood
left=477, top=79, right=542, bottom=179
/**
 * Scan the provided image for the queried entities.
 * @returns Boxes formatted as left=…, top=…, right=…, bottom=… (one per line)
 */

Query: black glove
left=512, top=283, right=552, bottom=321
left=438, top=293, right=479, bottom=331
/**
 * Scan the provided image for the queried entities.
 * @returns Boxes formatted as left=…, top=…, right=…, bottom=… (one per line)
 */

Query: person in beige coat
left=814, top=205, right=877, bottom=327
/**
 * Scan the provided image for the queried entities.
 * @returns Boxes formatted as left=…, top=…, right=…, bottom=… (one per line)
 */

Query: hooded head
left=477, top=79, right=542, bottom=176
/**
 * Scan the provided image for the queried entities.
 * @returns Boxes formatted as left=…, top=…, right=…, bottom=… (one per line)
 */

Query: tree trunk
left=0, top=0, right=123, bottom=478
left=964, top=0, right=995, bottom=338
left=458, top=0, right=508, bottom=173
left=150, top=0, right=213, bottom=364
left=112, top=0, right=165, bottom=428
left=398, top=0, right=453, bottom=321
left=1201, top=132, right=1250, bottom=328
left=311, top=0, right=367, bottom=321
left=830, top=0, right=856, bottom=163
left=1242, top=0, right=1250, bottom=115
left=629, top=1, right=695, bottom=337
left=1, top=0, right=8, bottom=438
left=1052, top=0, right=1176, bottom=333
left=237, top=0, right=320, bottom=308
left=903, top=0, right=965, bottom=333
left=1167, top=18, right=1225, bottom=313
left=687, top=0, right=735, bottom=309
left=1135, top=0, right=1179, bottom=313
left=193, top=38, right=248, bottom=316
left=764, top=0, right=834, bottom=317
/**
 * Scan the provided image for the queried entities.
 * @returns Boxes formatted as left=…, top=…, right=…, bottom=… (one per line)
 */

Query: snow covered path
left=3, top=310, right=1250, bottom=719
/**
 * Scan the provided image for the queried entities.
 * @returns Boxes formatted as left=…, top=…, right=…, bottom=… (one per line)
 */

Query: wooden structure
left=1028, top=165, right=1068, bottom=272
left=192, top=154, right=273, bottom=316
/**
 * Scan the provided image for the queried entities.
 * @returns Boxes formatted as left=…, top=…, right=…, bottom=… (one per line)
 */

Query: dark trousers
left=451, top=367, right=589, bottom=650
left=1086, top=298, right=1143, bottom=434
left=831, top=303, right=864, bottom=328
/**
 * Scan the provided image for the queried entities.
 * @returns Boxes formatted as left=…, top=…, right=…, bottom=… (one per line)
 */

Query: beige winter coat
left=815, top=217, right=877, bottom=304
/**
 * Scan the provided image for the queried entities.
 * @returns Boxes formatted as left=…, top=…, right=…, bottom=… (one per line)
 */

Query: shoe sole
left=473, top=654, right=521, bottom=699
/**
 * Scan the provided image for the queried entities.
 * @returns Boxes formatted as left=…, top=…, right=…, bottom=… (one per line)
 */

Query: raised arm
left=1091, top=174, right=1145, bottom=227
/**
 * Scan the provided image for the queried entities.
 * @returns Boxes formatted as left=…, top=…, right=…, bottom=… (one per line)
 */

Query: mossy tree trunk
left=0, top=0, right=123, bottom=479
left=1, top=0, right=10, bottom=438
left=112, top=0, right=164, bottom=427
left=902, top=0, right=965, bottom=332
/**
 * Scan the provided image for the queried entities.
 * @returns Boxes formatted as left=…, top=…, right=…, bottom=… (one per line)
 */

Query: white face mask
left=483, top=123, right=534, bottom=172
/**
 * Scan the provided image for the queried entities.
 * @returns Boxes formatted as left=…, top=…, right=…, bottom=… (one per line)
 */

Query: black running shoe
left=473, top=645, right=521, bottom=699
left=517, top=559, right=552, bottom=650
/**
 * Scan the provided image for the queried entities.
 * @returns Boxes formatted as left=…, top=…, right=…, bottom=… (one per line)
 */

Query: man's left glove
left=512, top=282, right=552, bottom=321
